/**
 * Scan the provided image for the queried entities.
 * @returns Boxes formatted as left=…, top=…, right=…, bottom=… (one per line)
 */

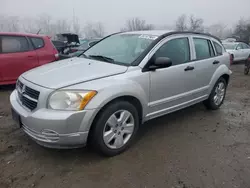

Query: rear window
left=223, top=43, right=237, bottom=50
left=30, top=37, right=44, bottom=49
left=213, top=41, right=223, bottom=55
left=194, top=38, right=215, bottom=60
left=242, top=43, right=250, bottom=49
left=1, top=36, right=30, bottom=53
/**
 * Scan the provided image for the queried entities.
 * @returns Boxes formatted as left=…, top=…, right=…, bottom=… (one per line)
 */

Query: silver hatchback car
left=10, top=30, right=232, bottom=156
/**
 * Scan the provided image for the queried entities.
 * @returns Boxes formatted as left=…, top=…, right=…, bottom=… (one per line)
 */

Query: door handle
left=213, top=60, right=220, bottom=64
left=184, top=66, right=194, bottom=71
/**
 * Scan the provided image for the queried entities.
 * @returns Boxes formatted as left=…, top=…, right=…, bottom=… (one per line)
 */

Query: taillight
left=52, top=48, right=59, bottom=60
left=229, top=54, right=233, bottom=65
left=55, top=53, right=59, bottom=60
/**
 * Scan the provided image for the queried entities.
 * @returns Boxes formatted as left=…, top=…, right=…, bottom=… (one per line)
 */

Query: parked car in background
left=51, top=33, right=80, bottom=55
left=58, top=38, right=101, bottom=59
left=0, top=32, right=59, bottom=85
left=69, top=38, right=101, bottom=57
left=223, top=42, right=250, bottom=62
left=10, top=30, right=231, bottom=156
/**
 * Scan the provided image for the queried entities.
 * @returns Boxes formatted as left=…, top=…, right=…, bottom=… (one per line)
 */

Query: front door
left=0, top=35, right=38, bottom=83
left=147, top=36, right=199, bottom=119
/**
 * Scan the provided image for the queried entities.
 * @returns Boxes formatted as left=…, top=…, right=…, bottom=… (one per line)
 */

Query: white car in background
left=223, top=42, right=250, bottom=62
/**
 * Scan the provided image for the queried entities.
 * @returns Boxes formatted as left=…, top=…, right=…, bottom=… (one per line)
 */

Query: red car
left=0, top=32, right=59, bottom=85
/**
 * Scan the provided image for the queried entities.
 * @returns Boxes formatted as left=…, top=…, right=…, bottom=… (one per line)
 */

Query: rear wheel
left=90, top=101, right=139, bottom=157
left=204, top=77, right=227, bottom=110
left=244, top=66, right=249, bottom=75
left=244, top=56, right=250, bottom=75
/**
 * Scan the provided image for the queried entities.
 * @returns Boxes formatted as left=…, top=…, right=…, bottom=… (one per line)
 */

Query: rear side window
left=213, top=41, right=223, bottom=55
left=30, top=37, right=44, bottom=49
left=154, top=37, right=190, bottom=66
left=1, top=36, right=30, bottom=53
left=242, top=43, right=250, bottom=49
left=194, top=38, right=215, bottom=60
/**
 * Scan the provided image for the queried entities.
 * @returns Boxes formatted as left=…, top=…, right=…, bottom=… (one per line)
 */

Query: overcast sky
left=1, top=0, right=250, bottom=32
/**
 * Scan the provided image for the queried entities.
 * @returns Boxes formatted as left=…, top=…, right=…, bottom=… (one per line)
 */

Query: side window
left=1, top=36, right=30, bottom=53
left=193, top=38, right=215, bottom=60
left=154, top=37, right=190, bottom=66
left=213, top=41, right=223, bottom=55
left=30, top=37, right=44, bottom=49
left=242, top=43, right=250, bottom=49
left=236, top=44, right=243, bottom=50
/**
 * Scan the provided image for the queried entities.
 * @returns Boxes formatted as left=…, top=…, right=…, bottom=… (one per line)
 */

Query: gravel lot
left=1, top=64, right=250, bottom=188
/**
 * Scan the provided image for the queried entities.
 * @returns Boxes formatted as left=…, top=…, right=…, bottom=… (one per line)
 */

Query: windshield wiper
left=88, top=55, right=115, bottom=63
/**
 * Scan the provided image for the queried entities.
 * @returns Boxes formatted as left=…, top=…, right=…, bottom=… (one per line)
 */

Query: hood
left=22, top=58, right=128, bottom=89
left=56, top=33, right=80, bottom=44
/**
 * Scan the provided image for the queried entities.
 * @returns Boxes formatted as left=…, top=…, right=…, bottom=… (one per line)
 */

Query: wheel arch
left=86, top=95, right=144, bottom=144
left=209, top=65, right=231, bottom=94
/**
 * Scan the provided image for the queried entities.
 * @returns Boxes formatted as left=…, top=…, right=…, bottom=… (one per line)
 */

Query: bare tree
left=206, top=23, right=233, bottom=39
left=22, top=18, right=39, bottom=33
left=234, top=18, right=250, bottom=43
left=121, top=18, right=154, bottom=31
left=175, top=14, right=204, bottom=32
left=0, top=15, right=20, bottom=32
left=83, top=22, right=105, bottom=38
left=189, top=15, right=204, bottom=32
left=53, top=19, right=71, bottom=34
left=36, top=14, right=53, bottom=35
left=72, top=17, right=81, bottom=36
left=175, top=14, right=187, bottom=31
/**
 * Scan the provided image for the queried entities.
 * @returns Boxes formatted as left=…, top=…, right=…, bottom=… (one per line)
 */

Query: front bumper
left=10, top=90, right=97, bottom=149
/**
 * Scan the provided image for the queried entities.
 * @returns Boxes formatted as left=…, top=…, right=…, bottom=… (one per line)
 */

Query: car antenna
left=37, top=29, right=41, bottom=34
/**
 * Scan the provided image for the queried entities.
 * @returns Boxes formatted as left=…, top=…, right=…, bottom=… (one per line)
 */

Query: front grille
left=25, top=86, right=40, bottom=100
left=16, top=80, right=40, bottom=111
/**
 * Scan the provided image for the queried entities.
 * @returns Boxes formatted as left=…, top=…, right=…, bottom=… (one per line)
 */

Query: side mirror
left=148, top=57, right=172, bottom=71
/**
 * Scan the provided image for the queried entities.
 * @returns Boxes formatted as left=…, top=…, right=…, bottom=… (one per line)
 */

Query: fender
left=86, top=79, right=148, bottom=116
left=208, top=64, right=232, bottom=94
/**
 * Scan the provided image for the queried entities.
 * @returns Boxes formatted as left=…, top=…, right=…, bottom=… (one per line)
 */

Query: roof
left=222, top=42, right=239, bottom=44
left=0, top=32, right=47, bottom=37
left=122, top=30, right=173, bottom=36
left=119, top=30, right=221, bottom=42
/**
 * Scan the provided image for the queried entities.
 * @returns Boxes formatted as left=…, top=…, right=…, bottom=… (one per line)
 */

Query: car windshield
left=83, top=33, right=158, bottom=65
left=223, top=43, right=237, bottom=50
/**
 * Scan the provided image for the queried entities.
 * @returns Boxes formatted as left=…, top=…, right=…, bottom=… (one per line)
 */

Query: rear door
left=29, top=36, right=56, bottom=65
left=0, top=35, right=38, bottom=83
left=190, top=36, right=219, bottom=94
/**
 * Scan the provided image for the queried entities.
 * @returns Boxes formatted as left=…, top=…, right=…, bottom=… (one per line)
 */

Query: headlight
left=48, top=90, right=97, bottom=111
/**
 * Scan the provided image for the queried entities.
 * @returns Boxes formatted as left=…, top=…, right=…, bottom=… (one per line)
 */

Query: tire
left=244, top=66, right=249, bottom=75
left=231, top=54, right=234, bottom=64
left=244, top=56, right=250, bottom=75
left=204, top=77, right=227, bottom=110
left=90, top=101, right=140, bottom=157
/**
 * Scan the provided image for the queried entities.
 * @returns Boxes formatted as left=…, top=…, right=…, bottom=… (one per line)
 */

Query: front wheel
left=90, top=101, right=139, bottom=157
left=204, top=77, right=227, bottom=110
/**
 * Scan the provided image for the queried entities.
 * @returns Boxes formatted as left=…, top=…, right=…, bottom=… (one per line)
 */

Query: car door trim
left=148, top=85, right=209, bottom=107
left=146, top=94, right=208, bottom=119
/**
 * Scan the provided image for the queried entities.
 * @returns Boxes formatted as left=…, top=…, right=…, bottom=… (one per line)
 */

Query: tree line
left=0, top=14, right=249, bottom=43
